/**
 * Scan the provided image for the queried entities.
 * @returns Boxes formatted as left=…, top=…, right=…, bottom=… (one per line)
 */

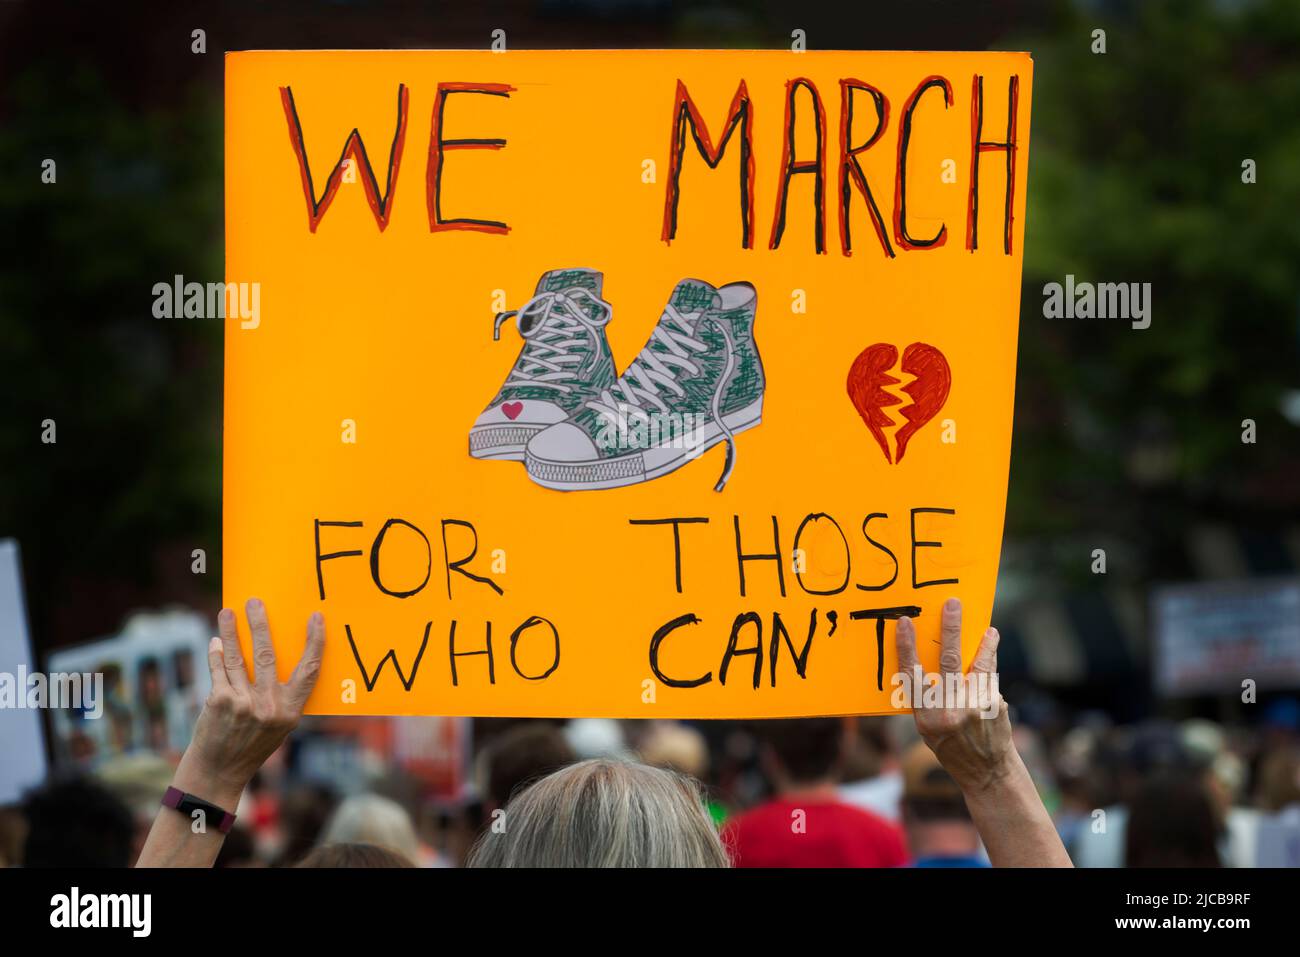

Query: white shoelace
left=585, top=303, right=740, bottom=491
left=584, top=304, right=706, bottom=418
left=493, top=288, right=608, bottom=394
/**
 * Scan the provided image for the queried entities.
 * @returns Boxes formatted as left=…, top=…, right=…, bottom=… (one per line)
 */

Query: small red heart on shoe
left=501, top=402, right=523, bottom=420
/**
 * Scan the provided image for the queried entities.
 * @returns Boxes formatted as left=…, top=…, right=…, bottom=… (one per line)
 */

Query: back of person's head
left=1125, top=774, right=1222, bottom=868
left=563, top=717, right=629, bottom=761
left=22, top=776, right=134, bottom=867
left=296, top=842, right=415, bottom=868
left=468, top=759, right=729, bottom=867
left=95, top=752, right=176, bottom=820
left=900, top=742, right=970, bottom=823
left=321, top=794, right=420, bottom=865
left=637, top=721, right=710, bottom=779
left=842, top=715, right=916, bottom=782
left=484, top=721, right=576, bottom=810
left=1256, top=746, right=1300, bottom=812
left=214, top=826, right=258, bottom=867
left=1118, top=721, right=1190, bottom=802
left=754, top=718, right=846, bottom=787
left=272, top=784, right=338, bottom=867
left=899, top=742, right=979, bottom=861
left=0, top=808, right=25, bottom=867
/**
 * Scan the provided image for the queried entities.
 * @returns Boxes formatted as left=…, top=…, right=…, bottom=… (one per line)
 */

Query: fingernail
left=209, top=636, right=221, bottom=652
left=218, top=608, right=234, bottom=623
left=944, top=597, right=960, bottom=612
left=311, top=612, right=323, bottom=627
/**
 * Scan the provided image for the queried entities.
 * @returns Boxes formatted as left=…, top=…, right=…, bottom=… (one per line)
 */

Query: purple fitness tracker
left=162, top=786, right=237, bottom=834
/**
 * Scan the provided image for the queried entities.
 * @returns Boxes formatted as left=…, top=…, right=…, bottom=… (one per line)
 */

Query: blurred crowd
left=5, top=697, right=1300, bottom=868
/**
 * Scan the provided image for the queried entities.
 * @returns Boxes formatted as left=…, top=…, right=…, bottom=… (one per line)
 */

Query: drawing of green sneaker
left=525, top=279, right=763, bottom=492
left=469, top=268, right=616, bottom=461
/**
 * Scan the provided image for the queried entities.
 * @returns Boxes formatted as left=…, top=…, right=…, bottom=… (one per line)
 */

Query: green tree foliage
left=1008, top=0, right=1300, bottom=583
left=0, top=64, right=223, bottom=637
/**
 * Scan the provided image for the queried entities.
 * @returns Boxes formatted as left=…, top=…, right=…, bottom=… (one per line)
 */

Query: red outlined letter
left=428, top=82, right=515, bottom=235
left=837, top=79, right=893, bottom=258
left=280, top=84, right=409, bottom=233
left=661, top=80, right=755, bottom=248
left=769, top=78, right=827, bottom=254
left=893, top=75, right=953, bottom=251
left=966, top=74, right=1019, bottom=254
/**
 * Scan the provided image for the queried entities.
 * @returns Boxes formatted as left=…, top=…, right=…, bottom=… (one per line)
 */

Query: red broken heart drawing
left=846, top=342, right=951, bottom=464
left=501, top=401, right=523, bottom=420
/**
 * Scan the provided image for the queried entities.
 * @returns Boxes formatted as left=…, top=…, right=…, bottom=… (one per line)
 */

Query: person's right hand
left=172, top=598, right=325, bottom=809
left=896, top=597, right=1015, bottom=795
left=137, top=599, right=326, bottom=868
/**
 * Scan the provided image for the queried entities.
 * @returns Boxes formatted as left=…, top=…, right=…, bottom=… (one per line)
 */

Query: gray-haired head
left=468, top=758, right=729, bottom=868
left=320, top=793, right=421, bottom=865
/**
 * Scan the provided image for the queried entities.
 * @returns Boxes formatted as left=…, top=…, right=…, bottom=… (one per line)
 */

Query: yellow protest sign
left=224, top=50, right=1032, bottom=718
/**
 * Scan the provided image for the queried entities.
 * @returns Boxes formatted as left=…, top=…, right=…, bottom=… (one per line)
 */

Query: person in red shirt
left=723, top=718, right=908, bottom=868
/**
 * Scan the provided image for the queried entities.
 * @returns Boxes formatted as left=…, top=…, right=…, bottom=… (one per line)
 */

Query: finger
left=970, top=626, right=1001, bottom=675
left=939, top=597, right=963, bottom=676
left=218, top=607, right=250, bottom=689
left=206, top=636, right=230, bottom=693
left=246, top=597, right=278, bottom=687
left=895, top=615, right=920, bottom=677
left=287, top=611, right=326, bottom=709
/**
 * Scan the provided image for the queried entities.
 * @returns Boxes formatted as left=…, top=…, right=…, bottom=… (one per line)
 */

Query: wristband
left=162, top=786, right=237, bottom=834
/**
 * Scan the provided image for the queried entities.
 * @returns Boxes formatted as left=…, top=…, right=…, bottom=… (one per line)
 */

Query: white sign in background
left=0, top=539, right=48, bottom=804
left=1153, top=577, right=1300, bottom=696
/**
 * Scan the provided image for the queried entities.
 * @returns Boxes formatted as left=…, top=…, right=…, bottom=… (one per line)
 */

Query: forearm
left=135, top=753, right=245, bottom=868
left=961, top=752, right=1072, bottom=868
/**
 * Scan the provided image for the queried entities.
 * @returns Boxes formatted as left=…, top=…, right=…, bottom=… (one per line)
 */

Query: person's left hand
left=897, top=598, right=1013, bottom=795
left=172, top=598, right=325, bottom=808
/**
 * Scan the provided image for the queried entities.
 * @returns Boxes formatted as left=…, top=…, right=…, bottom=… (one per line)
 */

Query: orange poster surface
left=223, top=50, right=1033, bottom=718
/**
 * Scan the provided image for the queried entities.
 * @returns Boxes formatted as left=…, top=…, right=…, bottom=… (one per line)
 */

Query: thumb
left=286, top=612, right=326, bottom=711
left=207, top=636, right=230, bottom=693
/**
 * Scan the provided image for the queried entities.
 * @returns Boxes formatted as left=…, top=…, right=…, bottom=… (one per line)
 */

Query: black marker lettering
left=910, top=507, right=959, bottom=589
left=734, top=514, right=786, bottom=597
left=629, top=517, right=709, bottom=593
left=649, top=613, right=712, bottom=688
left=314, top=519, right=364, bottom=601
left=344, top=621, right=430, bottom=692
left=449, top=620, right=495, bottom=686
left=440, top=518, right=504, bottom=598
left=369, top=518, right=432, bottom=599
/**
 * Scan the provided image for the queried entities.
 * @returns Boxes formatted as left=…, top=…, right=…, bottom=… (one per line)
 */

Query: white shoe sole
left=469, top=424, right=550, bottom=461
left=525, top=399, right=763, bottom=491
